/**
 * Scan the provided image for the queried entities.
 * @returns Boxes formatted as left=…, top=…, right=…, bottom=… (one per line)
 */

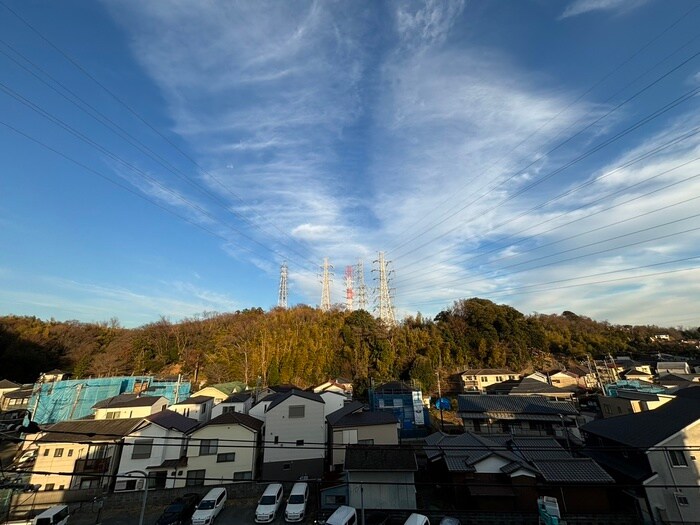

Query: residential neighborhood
left=2, top=355, right=700, bottom=525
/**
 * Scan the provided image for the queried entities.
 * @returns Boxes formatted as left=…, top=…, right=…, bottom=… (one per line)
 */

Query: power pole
left=354, top=259, right=368, bottom=311
left=373, top=252, right=396, bottom=326
left=320, top=257, right=333, bottom=312
left=277, top=262, right=288, bottom=309
left=344, top=266, right=354, bottom=311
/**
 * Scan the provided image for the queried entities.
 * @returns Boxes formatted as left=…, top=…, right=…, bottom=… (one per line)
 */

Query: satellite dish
left=435, top=397, right=451, bottom=410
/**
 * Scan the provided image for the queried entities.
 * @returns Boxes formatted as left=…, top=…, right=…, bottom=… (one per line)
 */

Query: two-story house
left=192, top=382, right=248, bottom=404
left=115, top=410, right=198, bottom=491
left=326, top=401, right=399, bottom=471
left=460, top=369, right=521, bottom=393
left=211, top=392, right=254, bottom=418
left=261, top=390, right=325, bottom=480
left=369, top=381, right=429, bottom=437
left=170, top=396, right=214, bottom=423
left=485, top=377, right=575, bottom=400
left=582, top=386, right=700, bottom=524
left=185, top=412, right=263, bottom=486
left=313, top=378, right=353, bottom=398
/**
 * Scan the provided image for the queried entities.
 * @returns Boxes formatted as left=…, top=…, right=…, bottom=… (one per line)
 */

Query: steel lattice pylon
left=277, top=262, right=288, bottom=309
left=320, top=257, right=333, bottom=311
left=373, top=251, right=396, bottom=326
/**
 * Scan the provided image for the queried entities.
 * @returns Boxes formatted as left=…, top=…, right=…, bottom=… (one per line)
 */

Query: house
left=115, top=410, right=198, bottom=491
left=261, top=389, right=325, bottom=480
left=620, top=368, right=655, bottom=383
left=1, top=385, right=33, bottom=412
left=656, top=361, right=691, bottom=375
left=369, top=381, right=429, bottom=437
left=92, top=394, right=168, bottom=420
left=185, top=412, right=263, bottom=485
left=248, top=393, right=279, bottom=423
left=313, top=378, right=353, bottom=398
left=657, top=373, right=700, bottom=389
left=210, top=392, right=253, bottom=418
left=326, top=401, right=399, bottom=471
left=193, top=381, right=247, bottom=404
left=319, top=391, right=348, bottom=418
left=598, top=390, right=675, bottom=419
left=460, top=369, right=520, bottom=392
left=567, top=364, right=599, bottom=390
left=424, top=432, right=615, bottom=513
left=29, top=418, right=143, bottom=491
left=457, top=395, right=579, bottom=438
left=582, top=387, right=700, bottom=524
left=254, top=384, right=301, bottom=402
left=485, top=377, right=575, bottom=400
left=345, top=446, right=417, bottom=510
left=0, top=379, right=21, bottom=406
left=40, top=369, right=70, bottom=383
left=170, top=396, right=214, bottom=423
left=547, top=371, right=579, bottom=390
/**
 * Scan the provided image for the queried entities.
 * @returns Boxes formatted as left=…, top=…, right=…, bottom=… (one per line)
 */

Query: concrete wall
left=347, top=471, right=415, bottom=509
left=261, top=457, right=324, bottom=481
left=31, top=442, right=90, bottom=491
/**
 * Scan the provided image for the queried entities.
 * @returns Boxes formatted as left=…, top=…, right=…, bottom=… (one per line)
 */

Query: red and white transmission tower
left=344, top=265, right=354, bottom=311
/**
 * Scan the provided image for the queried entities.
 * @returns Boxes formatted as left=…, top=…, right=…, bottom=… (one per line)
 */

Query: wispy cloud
left=560, top=0, right=649, bottom=20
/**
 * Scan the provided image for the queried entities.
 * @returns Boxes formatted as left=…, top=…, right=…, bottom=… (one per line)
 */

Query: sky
left=1, top=0, right=700, bottom=328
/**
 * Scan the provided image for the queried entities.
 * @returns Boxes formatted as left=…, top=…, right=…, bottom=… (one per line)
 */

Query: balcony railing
left=74, top=457, right=112, bottom=474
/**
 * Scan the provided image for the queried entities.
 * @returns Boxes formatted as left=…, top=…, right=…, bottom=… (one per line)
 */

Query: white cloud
left=560, top=0, right=649, bottom=19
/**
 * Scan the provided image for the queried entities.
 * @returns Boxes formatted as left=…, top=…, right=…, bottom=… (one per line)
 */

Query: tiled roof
left=146, top=410, right=199, bottom=433
left=0, top=379, right=21, bottom=389
left=374, top=381, right=419, bottom=393
left=326, top=401, right=365, bottom=425
left=345, top=446, right=417, bottom=471
left=423, top=431, right=523, bottom=471
left=92, top=394, right=164, bottom=409
left=223, top=392, right=252, bottom=403
left=510, top=437, right=571, bottom=462
left=457, top=395, right=578, bottom=415
left=204, top=411, right=264, bottom=432
left=582, top=386, right=700, bottom=449
left=174, top=395, right=214, bottom=405
left=3, top=388, right=32, bottom=399
left=460, top=368, right=516, bottom=376
left=486, top=378, right=573, bottom=395
left=266, top=389, right=324, bottom=411
left=532, top=459, right=614, bottom=484
left=39, top=418, right=144, bottom=442
left=332, top=411, right=398, bottom=428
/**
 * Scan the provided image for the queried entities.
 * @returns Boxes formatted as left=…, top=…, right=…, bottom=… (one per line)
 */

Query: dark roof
left=3, top=388, right=32, bottom=399
left=203, top=411, right=264, bottom=432
left=582, top=386, right=700, bottom=449
left=39, top=418, right=144, bottom=442
left=333, top=411, right=398, bottom=429
left=326, top=401, right=365, bottom=425
left=510, top=437, right=571, bottom=462
left=147, top=457, right=188, bottom=470
left=45, top=369, right=67, bottom=375
left=460, top=368, right=516, bottom=376
left=423, top=432, right=523, bottom=470
left=146, top=410, right=199, bottom=433
left=92, top=394, right=164, bottom=409
left=223, top=392, right=252, bottom=403
left=266, top=389, right=324, bottom=411
left=0, top=379, right=21, bottom=389
left=457, top=395, right=579, bottom=416
left=486, top=378, right=573, bottom=396
left=374, top=381, right=419, bottom=394
left=345, top=446, right=417, bottom=471
left=270, top=384, right=301, bottom=393
left=532, top=459, right=614, bottom=484
left=175, top=396, right=214, bottom=405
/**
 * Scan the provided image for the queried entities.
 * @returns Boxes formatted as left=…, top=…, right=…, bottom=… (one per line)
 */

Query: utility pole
left=354, top=259, right=368, bottom=311
left=344, top=266, right=354, bottom=311
left=320, top=258, right=333, bottom=312
left=278, top=262, right=288, bottom=309
left=373, top=252, right=396, bottom=326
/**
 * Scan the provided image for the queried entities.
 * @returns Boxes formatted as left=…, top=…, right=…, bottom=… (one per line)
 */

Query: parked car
left=438, top=518, right=460, bottom=525
left=156, top=493, right=201, bottom=525
left=14, top=450, right=37, bottom=470
left=284, top=482, right=309, bottom=522
left=191, top=487, right=227, bottom=525
left=255, top=483, right=284, bottom=523
left=325, top=506, right=357, bottom=525
left=32, top=504, right=69, bottom=525
left=404, top=514, right=430, bottom=525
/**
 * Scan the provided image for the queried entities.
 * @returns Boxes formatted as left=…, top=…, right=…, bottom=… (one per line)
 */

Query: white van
left=33, top=505, right=69, bottom=525
left=191, top=487, right=227, bottom=525
left=404, top=514, right=430, bottom=525
left=255, top=483, right=284, bottom=523
left=326, top=506, right=357, bottom=525
left=284, top=482, right=309, bottom=522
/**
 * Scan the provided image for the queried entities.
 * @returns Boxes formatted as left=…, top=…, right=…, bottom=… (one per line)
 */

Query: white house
left=261, top=390, right=325, bottom=480
left=193, top=382, right=247, bottom=405
left=460, top=368, right=520, bottom=392
left=657, top=362, right=691, bottom=375
left=170, top=396, right=214, bottom=423
left=92, top=394, right=168, bottom=420
left=211, top=392, right=254, bottom=418
left=184, top=412, right=263, bottom=485
left=248, top=393, right=280, bottom=423
left=0, top=379, right=20, bottom=407
left=320, top=391, right=347, bottom=418
left=115, top=410, right=198, bottom=491
left=313, top=378, right=353, bottom=398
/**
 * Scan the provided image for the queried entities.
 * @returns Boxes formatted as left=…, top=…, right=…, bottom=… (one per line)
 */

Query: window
left=223, top=406, right=236, bottom=414
left=106, top=412, right=118, bottom=420
left=132, top=439, right=154, bottom=460
left=54, top=448, right=64, bottom=458
left=183, top=408, right=190, bottom=417
left=199, top=439, right=218, bottom=456
left=289, top=405, right=305, bottom=418
left=59, top=485, right=64, bottom=490
left=282, top=463, right=291, bottom=471
left=669, top=450, right=688, bottom=467
left=604, top=405, right=612, bottom=414
left=496, top=376, right=503, bottom=382
left=67, top=449, right=73, bottom=457
left=185, top=470, right=206, bottom=487
left=233, top=471, right=252, bottom=480
left=43, top=449, right=49, bottom=457
left=45, top=484, right=55, bottom=491
left=509, top=375, right=515, bottom=380
left=358, top=439, right=375, bottom=445
left=296, top=440, right=304, bottom=447
left=217, top=452, right=236, bottom=463
left=676, top=493, right=689, bottom=506
left=274, top=436, right=279, bottom=444
left=481, top=377, right=488, bottom=382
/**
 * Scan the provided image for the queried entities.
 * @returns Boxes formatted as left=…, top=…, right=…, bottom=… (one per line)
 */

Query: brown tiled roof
left=39, top=418, right=144, bottom=442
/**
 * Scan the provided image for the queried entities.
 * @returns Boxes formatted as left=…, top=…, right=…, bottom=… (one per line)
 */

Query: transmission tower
left=373, top=251, right=396, bottom=326
left=320, top=257, right=333, bottom=312
left=277, top=262, right=288, bottom=309
left=354, top=259, right=368, bottom=311
left=344, top=266, right=354, bottom=311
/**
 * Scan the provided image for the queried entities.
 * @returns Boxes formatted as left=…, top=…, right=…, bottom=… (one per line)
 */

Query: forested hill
left=1, top=298, right=697, bottom=389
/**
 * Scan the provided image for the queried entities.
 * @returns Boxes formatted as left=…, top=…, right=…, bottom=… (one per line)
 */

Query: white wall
left=320, top=392, right=346, bottom=417
left=211, top=398, right=252, bottom=418
left=171, top=400, right=213, bottom=423
left=94, top=398, right=167, bottom=420
left=264, top=397, right=325, bottom=464
left=186, top=424, right=258, bottom=484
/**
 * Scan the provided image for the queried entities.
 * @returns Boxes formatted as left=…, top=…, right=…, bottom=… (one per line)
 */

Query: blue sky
left=1, top=0, right=700, bottom=327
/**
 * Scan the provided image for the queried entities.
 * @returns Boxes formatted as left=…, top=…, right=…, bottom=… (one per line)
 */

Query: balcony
left=74, top=456, right=112, bottom=474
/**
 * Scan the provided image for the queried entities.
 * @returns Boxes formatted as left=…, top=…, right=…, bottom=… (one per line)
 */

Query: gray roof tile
left=457, top=395, right=578, bottom=415
left=532, top=459, right=614, bottom=483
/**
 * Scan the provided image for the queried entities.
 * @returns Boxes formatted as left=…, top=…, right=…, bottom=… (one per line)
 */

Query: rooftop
left=485, top=377, right=574, bottom=396
left=39, top=417, right=144, bottom=442
left=266, top=389, right=324, bottom=411
left=345, top=446, right=417, bottom=471
left=460, top=368, right=516, bottom=376
left=203, top=411, right=264, bottom=432
left=174, top=395, right=214, bottom=405
left=457, top=395, right=579, bottom=416
left=92, top=394, right=165, bottom=409
left=332, top=410, right=398, bottom=429
left=0, top=379, right=21, bottom=389
left=374, top=381, right=420, bottom=394
left=145, top=409, right=199, bottom=433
